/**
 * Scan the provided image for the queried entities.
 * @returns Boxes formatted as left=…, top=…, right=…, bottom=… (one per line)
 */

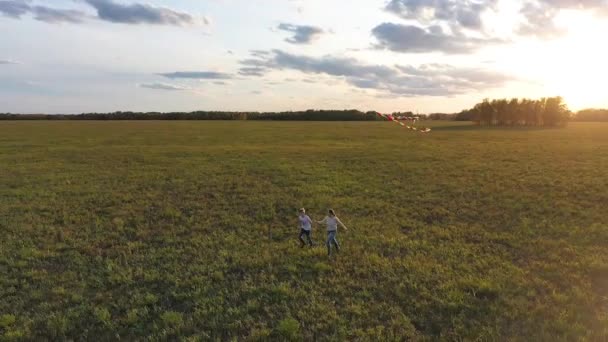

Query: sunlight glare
left=543, top=11, right=608, bottom=109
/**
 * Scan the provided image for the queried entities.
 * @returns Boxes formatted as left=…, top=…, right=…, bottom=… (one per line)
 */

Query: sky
left=1, top=0, right=607, bottom=114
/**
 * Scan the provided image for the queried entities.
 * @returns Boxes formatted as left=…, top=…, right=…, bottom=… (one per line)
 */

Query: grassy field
left=0, top=121, right=607, bottom=341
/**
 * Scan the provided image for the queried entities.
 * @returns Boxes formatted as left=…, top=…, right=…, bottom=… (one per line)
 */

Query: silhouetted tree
left=466, top=97, right=569, bottom=127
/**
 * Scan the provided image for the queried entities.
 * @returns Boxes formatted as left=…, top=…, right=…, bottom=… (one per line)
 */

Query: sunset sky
left=1, top=0, right=607, bottom=113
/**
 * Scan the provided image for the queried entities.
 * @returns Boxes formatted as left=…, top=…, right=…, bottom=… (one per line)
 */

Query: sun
left=542, top=11, right=608, bottom=110
left=497, top=10, right=608, bottom=110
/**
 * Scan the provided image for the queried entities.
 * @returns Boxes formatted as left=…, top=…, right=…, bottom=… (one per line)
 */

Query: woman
left=297, top=208, right=314, bottom=247
left=318, top=209, right=348, bottom=257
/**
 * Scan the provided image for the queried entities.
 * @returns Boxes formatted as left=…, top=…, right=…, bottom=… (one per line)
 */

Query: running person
left=318, top=209, right=348, bottom=257
left=298, top=208, right=314, bottom=247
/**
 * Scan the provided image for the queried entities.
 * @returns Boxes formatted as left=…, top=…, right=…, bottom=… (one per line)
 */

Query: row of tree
left=0, top=110, right=384, bottom=121
left=432, top=106, right=608, bottom=123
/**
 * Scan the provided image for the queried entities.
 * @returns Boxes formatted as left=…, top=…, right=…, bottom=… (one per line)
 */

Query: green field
left=1, top=121, right=607, bottom=341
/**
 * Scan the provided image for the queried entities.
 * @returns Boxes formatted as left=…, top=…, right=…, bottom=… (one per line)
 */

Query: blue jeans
left=326, top=230, right=340, bottom=256
left=299, top=229, right=313, bottom=246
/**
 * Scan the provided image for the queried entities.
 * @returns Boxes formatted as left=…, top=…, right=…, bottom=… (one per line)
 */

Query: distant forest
left=1, top=100, right=607, bottom=123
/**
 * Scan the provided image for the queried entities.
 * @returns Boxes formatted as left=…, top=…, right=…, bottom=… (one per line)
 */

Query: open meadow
left=0, top=121, right=607, bottom=341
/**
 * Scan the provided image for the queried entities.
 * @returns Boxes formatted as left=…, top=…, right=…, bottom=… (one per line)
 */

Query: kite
left=376, top=112, right=431, bottom=133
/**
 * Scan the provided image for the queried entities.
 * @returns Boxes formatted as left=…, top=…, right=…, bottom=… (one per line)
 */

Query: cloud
left=371, top=23, right=500, bottom=54
left=159, top=71, right=232, bottom=79
left=0, top=1, right=86, bottom=23
left=537, top=0, right=607, bottom=11
left=250, top=50, right=271, bottom=58
left=1, top=0, right=206, bottom=26
left=516, top=0, right=608, bottom=37
left=139, top=82, right=188, bottom=91
left=239, top=67, right=266, bottom=76
left=32, top=6, right=86, bottom=24
left=0, top=59, right=21, bottom=64
left=385, top=0, right=498, bottom=31
left=517, top=2, right=563, bottom=37
left=239, top=50, right=513, bottom=97
left=84, top=0, right=195, bottom=26
left=241, top=50, right=394, bottom=78
left=277, top=23, right=324, bottom=44
left=384, top=0, right=608, bottom=40
left=0, top=0, right=30, bottom=18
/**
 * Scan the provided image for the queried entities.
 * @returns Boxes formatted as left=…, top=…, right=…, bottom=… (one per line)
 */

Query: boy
left=298, top=208, right=314, bottom=247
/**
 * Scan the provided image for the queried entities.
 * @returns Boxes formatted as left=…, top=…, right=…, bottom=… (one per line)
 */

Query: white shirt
left=299, top=214, right=312, bottom=231
left=321, top=216, right=339, bottom=231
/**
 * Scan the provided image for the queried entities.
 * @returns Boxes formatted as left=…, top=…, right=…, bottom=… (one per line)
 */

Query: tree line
left=2, top=101, right=607, bottom=122
left=573, top=109, right=608, bottom=122
left=0, top=110, right=383, bottom=121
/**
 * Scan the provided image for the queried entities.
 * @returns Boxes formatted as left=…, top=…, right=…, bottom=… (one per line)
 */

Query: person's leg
left=326, top=232, right=332, bottom=256
left=299, top=229, right=306, bottom=247
left=305, top=230, right=313, bottom=246
left=332, top=233, right=340, bottom=253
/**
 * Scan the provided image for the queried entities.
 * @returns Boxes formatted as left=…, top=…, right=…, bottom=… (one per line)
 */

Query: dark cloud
left=277, top=23, right=324, bottom=44
left=0, top=1, right=86, bottom=23
left=1, top=0, right=204, bottom=26
left=371, top=23, right=499, bottom=54
left=139, top=83, right=188, bottom=91
left=32, top=6, right=86, bottom=24
left=84, top=0, right=195, bottom=25
left=159, top=71, right=232, bottom=79
left=239, top=50, right=513, bottom=97
left=0, top=0, right=30, bottom=18
left=385, top=0, right=498, bottom=30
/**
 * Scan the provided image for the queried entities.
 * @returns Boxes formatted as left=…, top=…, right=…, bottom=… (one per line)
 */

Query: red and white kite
left=376, top=112, right=431, bottom=133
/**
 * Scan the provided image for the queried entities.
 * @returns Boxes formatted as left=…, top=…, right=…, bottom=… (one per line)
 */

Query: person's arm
left=317, top=216, right=327, bottom=224
left=306, top=216, right=314, bottom=225
left=336, top=217, right=348, bottom=230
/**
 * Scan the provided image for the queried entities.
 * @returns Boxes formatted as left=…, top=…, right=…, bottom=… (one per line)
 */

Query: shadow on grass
left=430, top=124, right=480, bottom=131
left=431, top=124, right=562, bottom=132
